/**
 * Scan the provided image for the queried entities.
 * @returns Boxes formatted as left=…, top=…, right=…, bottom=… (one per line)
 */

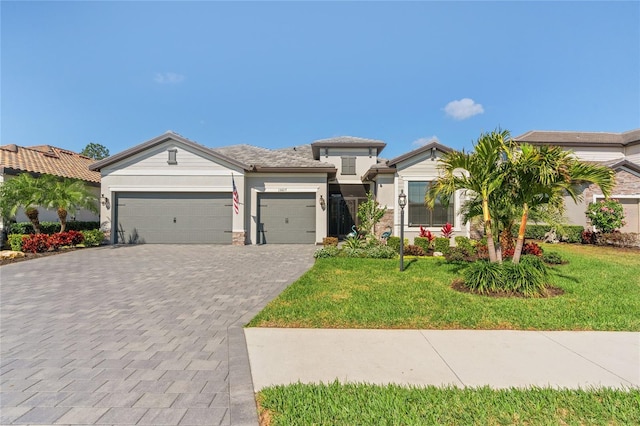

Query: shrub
left=475, top=243, right=489, bottom=260
left=404, top=245, right=426, bottom=256
left=586, top=199, right=625, bottom=233
left=387, top=236, right=408, bottom=253
left=81, top=229, right=105, bottom=246
left=522, top=242, right=543, bottom=257
left=314, top=246, right=341, bottom=258
left=542, top=251, right=566, bottom=265
left=598, top=232, right=639, bottom=248
left=454, top=236, right=475, bottom=254
left=559, top=226, right=584, bottom=243
left=434, top=237, right=450, bottom=254
left=502, top=261, right=547, bottom=297
left=364, top=245, right=397, bottom=259
left=344, top=248, right=367, bottom=258
left=322, top=237, right=339, bottom=247
left=463, top=261, right=503, bottom=294
left=519, top=254, right=548, bottom=278
left=581, top=229, right=596, bottom=244
left=8, top=221, right=100, bottom=235
left=418, top=226, right=436, bottom=242
left=343, top=236, right=364, bottom=250
left=8, top=234, right=25, bottom=251
left=21, top=234, right=51, bottom=253
left=413, top=237, right=431, bottom=253
left=445, top=246, right=475, bottom=263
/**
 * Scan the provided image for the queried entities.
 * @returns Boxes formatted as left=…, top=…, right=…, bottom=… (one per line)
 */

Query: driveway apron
left=0, top=244, right=316, bottom=425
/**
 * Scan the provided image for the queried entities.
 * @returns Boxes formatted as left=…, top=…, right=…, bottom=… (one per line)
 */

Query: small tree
left=80, top=142, right=109, bottom=160
left=39, top=175, right=99, bottom=232
left=586, top=199, right=625, bottom=233
left=357, top=191, right=387, bottom=240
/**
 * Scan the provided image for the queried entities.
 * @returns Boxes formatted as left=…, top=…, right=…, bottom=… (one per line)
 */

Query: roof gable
left=89, top=132, right=248, bottom=172
left=387, top=141, right=453, bottom=166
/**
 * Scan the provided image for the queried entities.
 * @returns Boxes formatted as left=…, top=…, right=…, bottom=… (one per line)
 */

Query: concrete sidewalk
left=245, top=329, right=639, bottom=390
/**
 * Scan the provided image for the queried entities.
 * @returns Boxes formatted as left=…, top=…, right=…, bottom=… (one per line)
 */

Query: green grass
left=258, top=382, right=640, bottom=426
left=248, top=244, right=640, bottom=330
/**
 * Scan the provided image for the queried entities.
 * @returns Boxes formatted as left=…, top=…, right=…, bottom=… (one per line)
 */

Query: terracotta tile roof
left=0, top=144, right=101, bottom=183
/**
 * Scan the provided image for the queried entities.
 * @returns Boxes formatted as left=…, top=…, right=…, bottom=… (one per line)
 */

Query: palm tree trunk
left=57, top=208, right=68, bottom=233
left=25, top=207, right=41, bottom=234
left=512, top=204, right=529, bottom=264
left=482, top=198, right=498, bottom=263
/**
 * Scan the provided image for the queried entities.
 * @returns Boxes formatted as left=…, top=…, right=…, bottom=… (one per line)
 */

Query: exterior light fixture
left=319, top=195, right=326, bottom=211
left=398, top=190, right=407, bottom=271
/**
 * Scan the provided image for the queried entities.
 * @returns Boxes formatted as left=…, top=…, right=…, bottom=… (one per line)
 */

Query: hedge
left=510, top=224, right=584, bottom=243
left=7, top=221, right=100, bottom=235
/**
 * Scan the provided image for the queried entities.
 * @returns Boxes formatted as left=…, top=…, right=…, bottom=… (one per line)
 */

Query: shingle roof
left=0, top=144, right=101, bottom=183
left=514, top=129, right=640, bottom=146
left=213, top=144, right=335, bottom=170
left=275, top=144, right=314, bottom=160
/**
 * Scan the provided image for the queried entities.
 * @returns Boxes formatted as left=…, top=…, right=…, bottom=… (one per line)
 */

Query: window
left=341, top=157, right=356, bottom=175
left=407, top=181, right=454, bottom=227
left=167, top=149, right=177, bottom=165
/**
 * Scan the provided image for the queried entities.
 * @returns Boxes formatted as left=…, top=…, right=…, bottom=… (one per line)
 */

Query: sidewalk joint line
left=539, top=332, right=635, bottom=386
left=419, top=331, right=466, bottom=387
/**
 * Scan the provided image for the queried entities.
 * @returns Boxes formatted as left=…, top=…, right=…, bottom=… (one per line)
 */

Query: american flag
left=232, top=175, right=239, bottom=214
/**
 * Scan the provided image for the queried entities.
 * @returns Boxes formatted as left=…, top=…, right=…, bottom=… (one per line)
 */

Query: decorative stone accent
left=232, top=231, right=246, bottom=245
left=375, top=209, right=394, bottom=239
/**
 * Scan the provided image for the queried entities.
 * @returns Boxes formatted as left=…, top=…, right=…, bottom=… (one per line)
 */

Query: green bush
left=413, top=237, right=431, bottom=252
left=463, top=261, right=503, bottom=294
left=81, top=229, right=105, bottom=247
left=586, top=199, right=625, bottom=233
left=314, top=246, right=341, bottom=258
left=542, top=251, right=566, bottom=265
left=364, top=245, right=397, bottom=259
left=386, top=236, right=408, bottom=253
left=559, top=226, right=584, bottom=243
left=434, top=237, right=450, bottom=254
left=502, top=260, right=547, bottom=297
left=404, top=245, right=426, bottom=256
left=445, top=246, right=475, bottom=263
left=510, top=224, right=584, bottom=243
left=8, top=221, right=100, bottom=235
left=344, top=248, right=366, bottom=258
left=8, top=234, right=25, bottom=251
left=343, top=236, right=364, bottom=250
left=454, top=236, right=475, bottom=254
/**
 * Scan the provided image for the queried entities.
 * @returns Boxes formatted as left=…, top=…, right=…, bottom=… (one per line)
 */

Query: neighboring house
left=514, top=129, right=640, bottom=234
left=0, top=144, right=101, bottom=232
left=89, top=132, right=468, bottom=244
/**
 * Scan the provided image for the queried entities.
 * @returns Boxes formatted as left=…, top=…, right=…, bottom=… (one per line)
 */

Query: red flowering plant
left=441, top=222, right=454, bottom=238
left=419, top=226, right=436, bottom=243
left=21, top=234, right=51, bottom=253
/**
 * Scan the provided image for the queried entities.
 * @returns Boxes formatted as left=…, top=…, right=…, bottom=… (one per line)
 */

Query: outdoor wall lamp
left=398, top=190, right=407, bottom=271
left=319, top=195, right=326, bottom=211
left=100, top=194, right=110, bottom=209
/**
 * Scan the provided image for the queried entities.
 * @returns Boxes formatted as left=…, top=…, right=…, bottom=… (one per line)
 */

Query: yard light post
left=398, top=190, right=407, bottom=271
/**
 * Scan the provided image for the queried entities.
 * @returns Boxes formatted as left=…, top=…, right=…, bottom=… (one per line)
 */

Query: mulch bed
left=451, top=279, right=565, bottom=298
left=0, top=247, right=83, bottom=266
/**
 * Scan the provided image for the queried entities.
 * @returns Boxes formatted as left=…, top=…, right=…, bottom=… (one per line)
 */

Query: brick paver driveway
left=1, top=244, right=316, bottom=425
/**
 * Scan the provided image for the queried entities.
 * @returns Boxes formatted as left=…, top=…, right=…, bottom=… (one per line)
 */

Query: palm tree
left=39, top=175, right=99, bottom=232
left=506, top=143, right=615, bottom=263
left=0, top=173, right=48, bottom=233
left=426, top=129, right=511, bottom=263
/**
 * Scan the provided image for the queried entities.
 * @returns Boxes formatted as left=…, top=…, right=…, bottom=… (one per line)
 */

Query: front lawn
left=248, top=244, right=640, bottom=330
left=258, top=382, right=640, bottom=426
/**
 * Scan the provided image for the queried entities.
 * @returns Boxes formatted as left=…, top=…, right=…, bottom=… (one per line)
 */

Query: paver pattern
left=1, top=244, right=316, bottom=425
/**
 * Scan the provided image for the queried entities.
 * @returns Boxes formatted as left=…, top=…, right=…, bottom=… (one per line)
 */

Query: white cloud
left=154, top=72, right=185, bottom=84
left=444, top=98, right=484, bottom=120
left=412, top=135, right=440, bottom=146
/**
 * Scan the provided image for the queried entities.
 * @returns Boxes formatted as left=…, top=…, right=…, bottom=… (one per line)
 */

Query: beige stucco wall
left=322, top=147, right=378, bottom=183
left=246, top=174, right=327, bottom=245
left=99, top=140, right=246, bottom=243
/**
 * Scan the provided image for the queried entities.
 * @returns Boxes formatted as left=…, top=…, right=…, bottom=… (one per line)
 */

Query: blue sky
left=2, top=1, right=639, bottom=159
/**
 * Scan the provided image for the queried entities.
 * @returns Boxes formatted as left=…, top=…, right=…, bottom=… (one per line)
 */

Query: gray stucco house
left=89, top=132, right=465, bottom=244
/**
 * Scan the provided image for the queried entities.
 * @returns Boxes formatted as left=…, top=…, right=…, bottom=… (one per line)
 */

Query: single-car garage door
left=258, top=193, right=316, bottom=244
left=116, top=192, right=232, bottom=244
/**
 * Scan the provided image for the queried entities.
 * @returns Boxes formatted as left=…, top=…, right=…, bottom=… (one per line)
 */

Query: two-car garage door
left=115, top=192, right=232, bottom=244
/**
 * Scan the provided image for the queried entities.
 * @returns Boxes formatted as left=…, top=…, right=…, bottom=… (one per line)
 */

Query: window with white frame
left=407, top=181, right=454, bottom=227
